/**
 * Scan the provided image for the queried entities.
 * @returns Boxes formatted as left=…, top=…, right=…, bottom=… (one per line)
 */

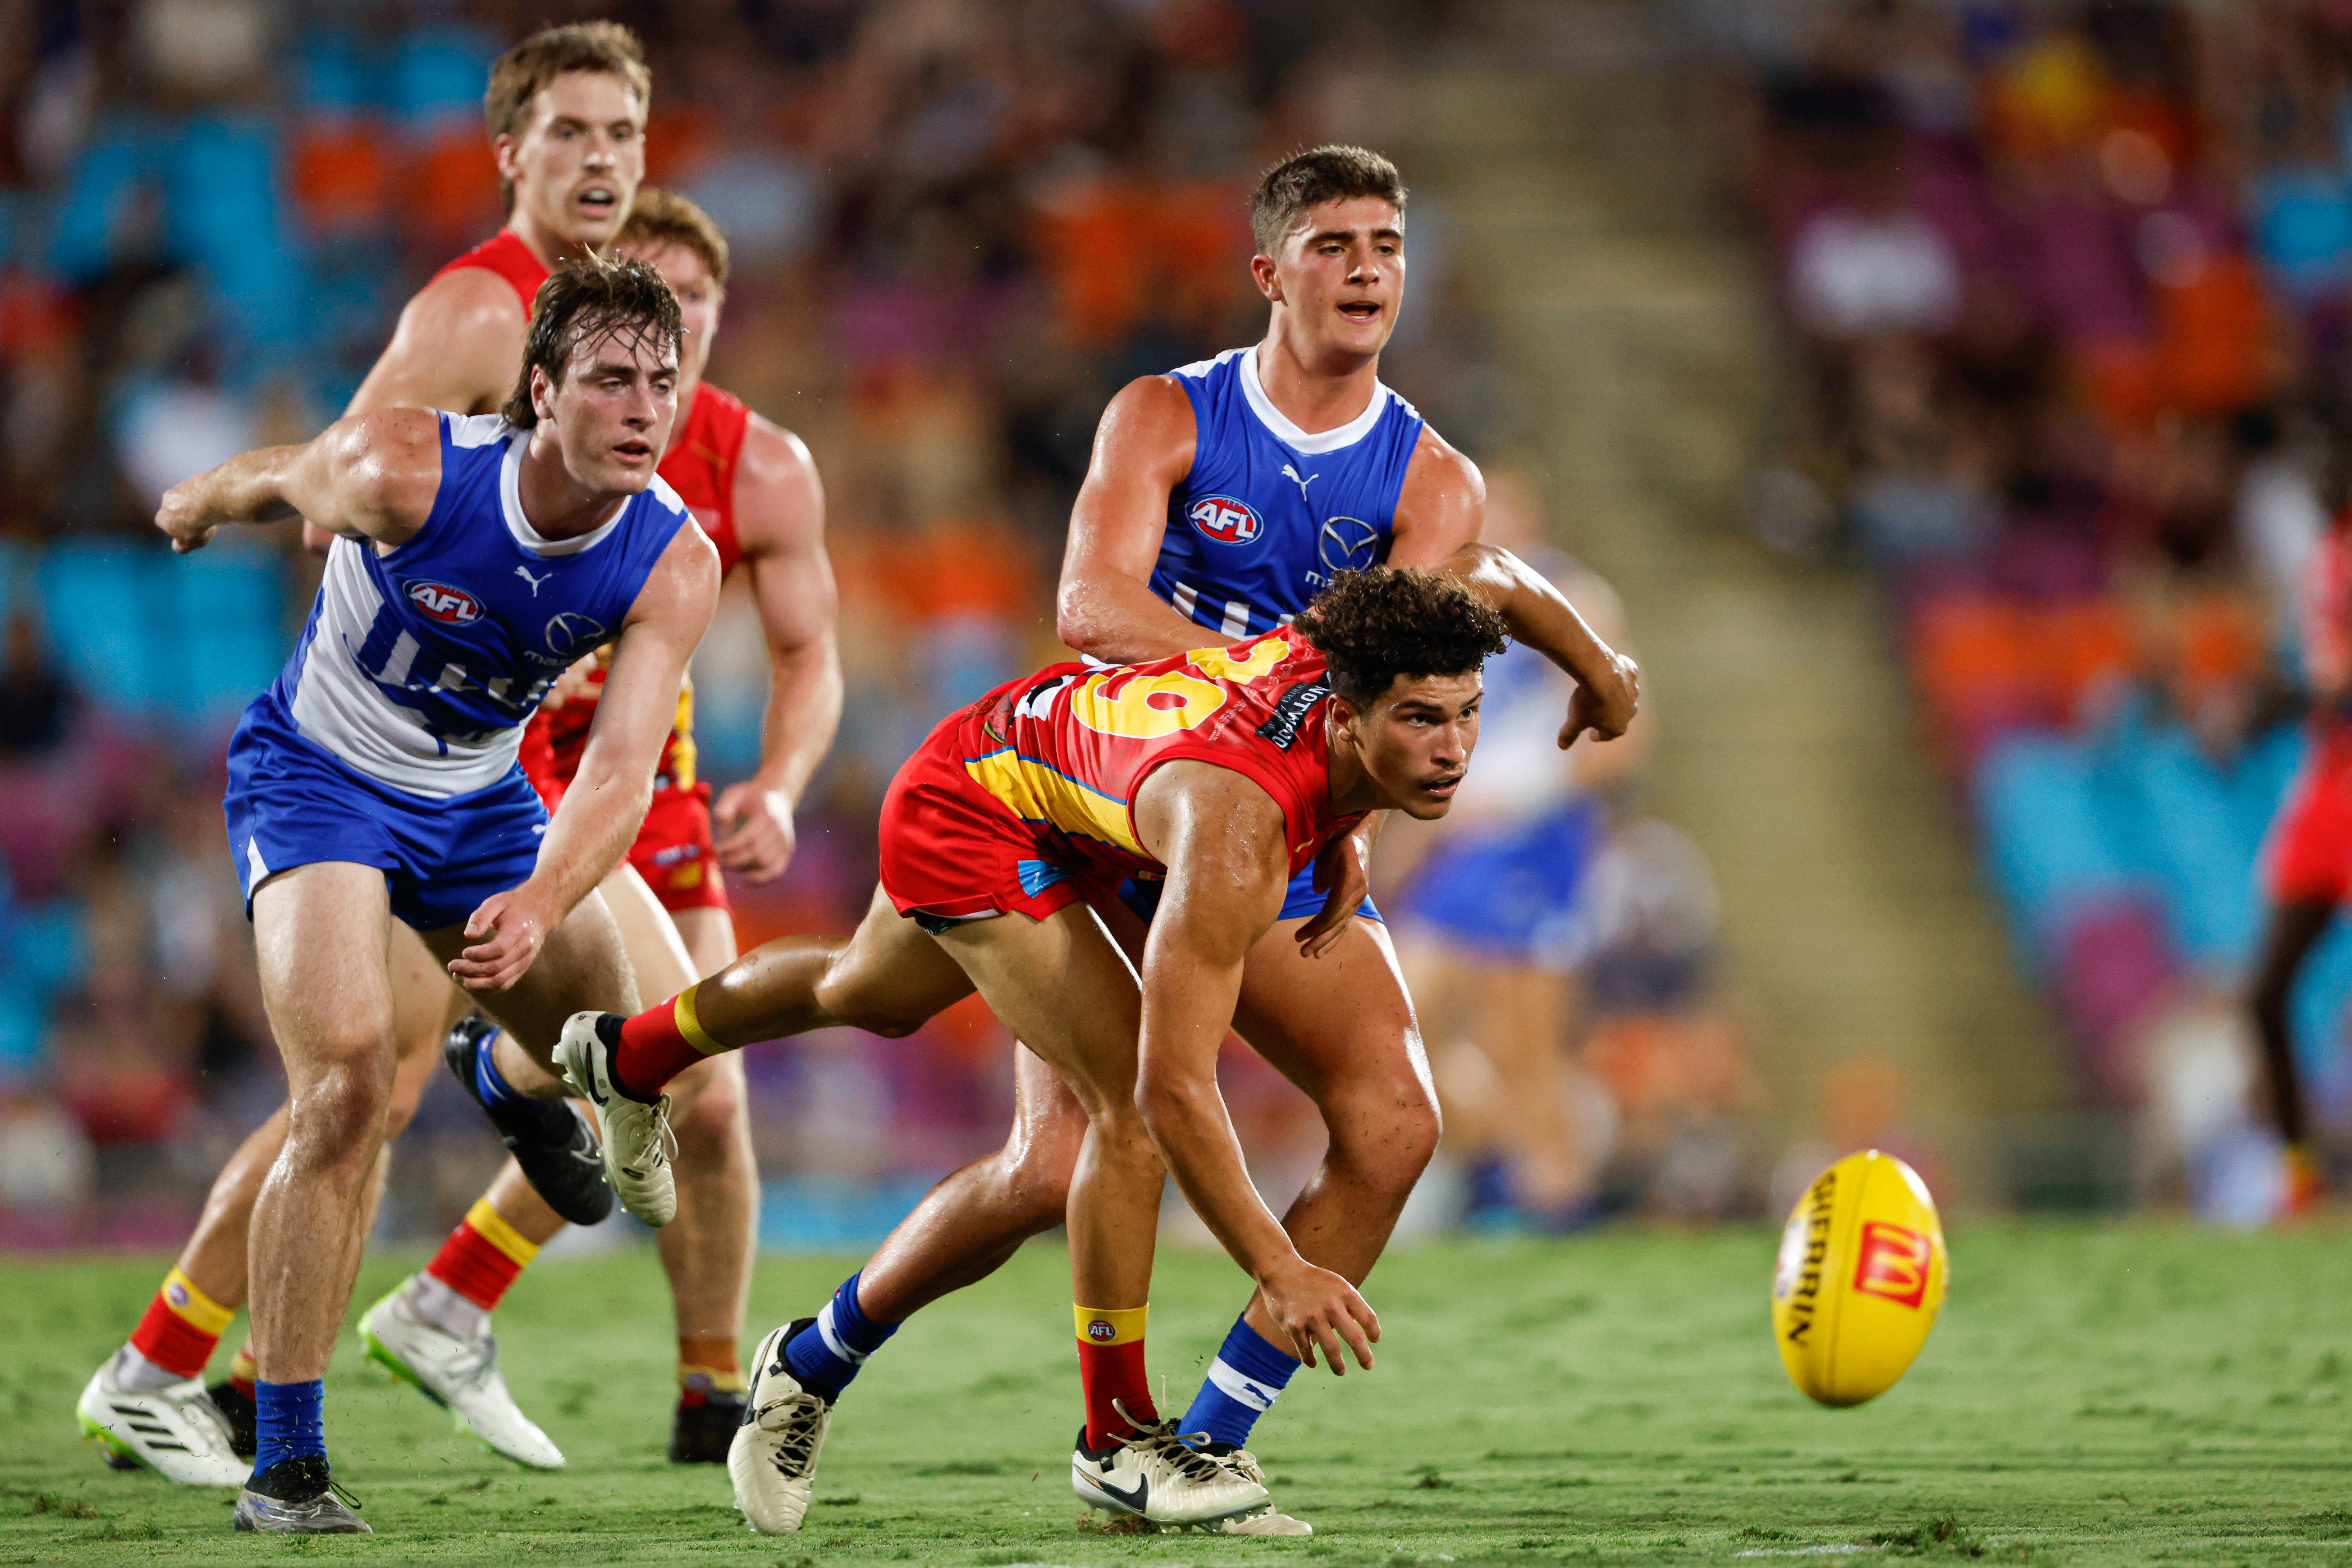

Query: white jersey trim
left=1237, top=342, right=1392, bottom=455
left=499, top=432, right=630, bottom=558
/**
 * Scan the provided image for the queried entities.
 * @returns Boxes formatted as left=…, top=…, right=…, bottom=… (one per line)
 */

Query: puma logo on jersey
left=1281, top=463, right=1317, bottom=504
left=515, top=565, right=552, bottom=595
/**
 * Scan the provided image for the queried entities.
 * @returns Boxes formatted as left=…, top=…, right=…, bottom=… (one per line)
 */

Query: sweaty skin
left=652, top=550, right=1634, bottom=1372
left=155, top=333, right=718, bottom=1389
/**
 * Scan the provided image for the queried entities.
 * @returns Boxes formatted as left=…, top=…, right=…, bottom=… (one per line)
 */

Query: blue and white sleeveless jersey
left=269, top=412, right=688, bottom=798
left=1154, top=345, right=1425, bottom=638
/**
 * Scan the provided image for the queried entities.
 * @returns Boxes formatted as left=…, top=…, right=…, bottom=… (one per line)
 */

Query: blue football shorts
left=223, top=696, right=549, bottom=934
left=1118, top=861, right=1382, bottom=928
left=1391, top=796, right=1605, bottom=971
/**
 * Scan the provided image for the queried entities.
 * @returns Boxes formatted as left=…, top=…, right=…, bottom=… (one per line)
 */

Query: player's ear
left=492, top=134, right=521, bottom=186
left=530, top=365, right=555, bottom=423
left=1250, top=252, right=1281, bottom=305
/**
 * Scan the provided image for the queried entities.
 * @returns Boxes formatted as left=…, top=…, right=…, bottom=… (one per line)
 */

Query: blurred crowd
left=1711, top=0, right=2352, bottom=1218
left=0, top=0, right=1752, bottom=1246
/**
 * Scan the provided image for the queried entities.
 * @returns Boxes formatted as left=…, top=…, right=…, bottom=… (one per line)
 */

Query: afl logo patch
left=407, top=581, right=483, bottom=624
left=165, top=1281, right=190, bottom=1309
left=1084, top=1318, right=1118, bottom=1343
left=1189, top=495, right=1263, bottom=546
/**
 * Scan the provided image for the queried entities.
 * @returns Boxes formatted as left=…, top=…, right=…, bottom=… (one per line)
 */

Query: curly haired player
left=555, top=553, right=1635, bottom=1533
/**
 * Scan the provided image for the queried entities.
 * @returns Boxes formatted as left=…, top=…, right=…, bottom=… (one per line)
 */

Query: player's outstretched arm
left=450, top=524, right=721, bottom=992
left=1438, top=541, right=1640, bottom=748
left=713, top=417, right=842, bottom=882
left=155, top=409, right=442, bottom=555
left=1130, top=760, right=1381, bottom=1374
left=1056, top=375, right=1218, bottom=665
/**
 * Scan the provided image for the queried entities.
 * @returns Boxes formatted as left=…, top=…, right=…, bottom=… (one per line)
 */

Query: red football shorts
left=2264, top=734, right=2352, bottom=905
left=631, top=782, right=729, bottom=914
left=521, top=755, right=729, bottom=916
left=877, top=709, right=1105, bottom=928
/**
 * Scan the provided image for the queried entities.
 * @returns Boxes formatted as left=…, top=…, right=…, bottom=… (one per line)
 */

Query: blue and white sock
left=254, top=1378, right=327, bottom=1477
left=471, top=1030, right=528, bottom=1110
left=1181, top=1314, right=1301, bottom=1451
left=783, top=1273, right=897, bottom=1398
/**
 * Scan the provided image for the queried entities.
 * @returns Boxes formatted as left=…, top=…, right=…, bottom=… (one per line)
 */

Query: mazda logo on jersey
left=407, top=581, right=483, bottom=624
left=1188, top=495, right=1263, bottom=546
left=544, top=611, right=609, bottom=659
left=1317, top=516, right=1382, bottom=572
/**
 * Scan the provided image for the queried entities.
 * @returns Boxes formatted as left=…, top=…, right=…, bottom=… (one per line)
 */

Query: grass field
left=5, top=1221, right=2352, bottom=1564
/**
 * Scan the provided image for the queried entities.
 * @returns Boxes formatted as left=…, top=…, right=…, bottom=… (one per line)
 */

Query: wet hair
left=619, top=187, right=730, bottom=290
left=1249, top=145, right=1408, bottom=257
left=1292, top=567, right=1509, bottom=708
left=501, top=256, right=682, bottom=429
left=483, top=22, right=651, bottom=207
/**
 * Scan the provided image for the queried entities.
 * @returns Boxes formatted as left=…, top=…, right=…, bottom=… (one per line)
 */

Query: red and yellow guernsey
left=879, top=632, right=1365, bottom=924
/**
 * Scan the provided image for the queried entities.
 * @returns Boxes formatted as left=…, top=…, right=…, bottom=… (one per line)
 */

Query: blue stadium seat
left=37, top=546, right=159, bottom=715
left=1972, top=731, right=2137, bottom=961
left=8, top=901, right=86, bottom=999
left=390, top=26, right=501, bottom=125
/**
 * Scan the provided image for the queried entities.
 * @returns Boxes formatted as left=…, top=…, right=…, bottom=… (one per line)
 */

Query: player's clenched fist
left=155, top=480, right=222, bottom=555
left=1561, top=650, right=1639, bottom=750
left=1258, top=1255, right=1380, bottom=1375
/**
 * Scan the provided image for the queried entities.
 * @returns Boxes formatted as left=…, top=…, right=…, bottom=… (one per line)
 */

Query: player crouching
left=555, top=554, right=1638, bottom=1531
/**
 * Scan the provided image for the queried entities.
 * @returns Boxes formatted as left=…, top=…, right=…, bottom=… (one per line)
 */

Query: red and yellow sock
left=677, top=1336, right=745, bottom=1407
left=129, top=1268, right=235, bottom=1380
left=424, top=1198, right=540, bottom=1311
left=227, top=1344, right=257, bottom=1398
left=614, top=984, right=726, bottom=1100
left=1075, top=1304, right=1154, bottom=1450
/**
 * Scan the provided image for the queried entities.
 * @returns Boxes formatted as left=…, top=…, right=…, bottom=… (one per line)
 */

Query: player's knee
left=817, top=984, right=930, bottom=1039
left=999, top=1131, right=1079, bottom=1226
left=286, top=1060, right=394, bottom=1166
left=1327, top=1086, right=1441, bottom=1195
left=671, top=1073, right=747, bottom=1157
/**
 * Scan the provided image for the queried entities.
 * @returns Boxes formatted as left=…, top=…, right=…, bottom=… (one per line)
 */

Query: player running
left=147, top=256, right=718, bottom=1535
left=367, top=187, right=837, bottom=1463
left=615, top=143, right=1491, bottom=1533
left=76, top=28, right=820, bottom=1481
left=2250, top=503, right=2352, bottom=1218
left=565, top=556, right=1634, bottom=1532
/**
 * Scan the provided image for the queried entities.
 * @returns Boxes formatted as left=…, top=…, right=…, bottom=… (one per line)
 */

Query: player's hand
left=155, top=481, right=219, bottom=555
left=1257, top=1255, right=1378, bottom=1375
left=714, top=781, right=798, bottom=882
left=449, top=888, right=554, bottom=992
left=1560, top=651, right=1639, bottom=749
left=1295, top=830, right=1369, bottom=958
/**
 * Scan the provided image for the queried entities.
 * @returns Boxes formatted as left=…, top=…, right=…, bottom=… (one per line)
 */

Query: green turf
left=6, top=1221, right=2352, bottom=1563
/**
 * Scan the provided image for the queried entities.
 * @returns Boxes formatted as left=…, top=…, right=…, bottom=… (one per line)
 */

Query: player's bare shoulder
left=358, top=266, right=534, bottom=416
left=1391, top=423, right=1485, bottom=564
left=633, top=501, right=725, bottom=629
left=732, top=411, right=825, bottom=554
left=1094, top=373, right=1199, bottom=477
left=322, top=407, right=446, bottom=540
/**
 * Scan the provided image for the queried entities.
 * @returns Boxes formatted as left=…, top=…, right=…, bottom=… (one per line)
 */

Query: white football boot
left=555, top=1011, right=676, bottom=1226
left=1202, top=1447, right=1312, bottom=1536
left=76, top=1355, right=249, bottom=1486
left=730, top=1321, right=835, bottom=1534
left=359, top=1287, right=564, bottom=1470
left=1071, top=1404, right=1271, bottom=1528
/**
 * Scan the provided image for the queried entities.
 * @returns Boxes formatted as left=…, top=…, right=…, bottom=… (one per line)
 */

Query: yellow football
left=1770, top=1149, right=1949, bottom=1407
